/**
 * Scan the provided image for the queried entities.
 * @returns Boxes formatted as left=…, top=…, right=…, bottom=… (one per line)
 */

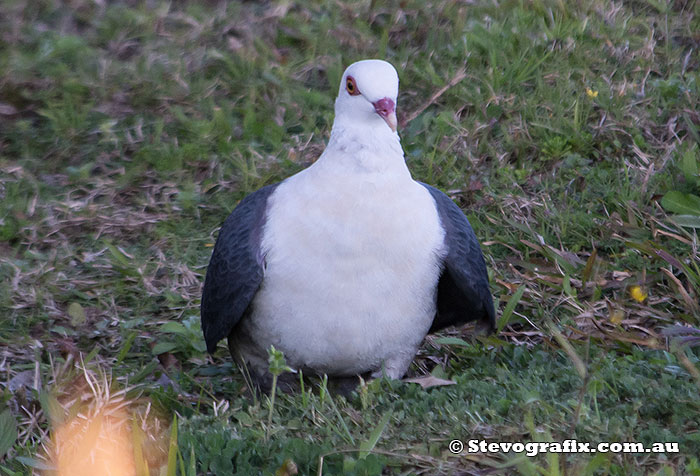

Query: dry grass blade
left=547, top=321, right=587, bottom=379
left=399, top=67, right=467, bottom=128
left=660, top=267, right=699, bottom=314
left=674, top=351, right=700, bottom=390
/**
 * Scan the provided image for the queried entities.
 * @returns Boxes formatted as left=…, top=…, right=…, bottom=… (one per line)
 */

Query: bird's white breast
left=239, top=152, right=446, bottom=377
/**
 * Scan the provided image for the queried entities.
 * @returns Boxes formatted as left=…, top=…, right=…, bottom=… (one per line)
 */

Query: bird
left=201, top=59, right=494, bottom=387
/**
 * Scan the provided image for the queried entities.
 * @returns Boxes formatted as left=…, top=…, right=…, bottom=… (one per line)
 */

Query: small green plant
left=153, top=315, right=207, bottom=358
left=541, top=135, right=573, bottom=160
left=661, top=143, right=700, bottom=225
left=266, top=345, right=293, bottom=440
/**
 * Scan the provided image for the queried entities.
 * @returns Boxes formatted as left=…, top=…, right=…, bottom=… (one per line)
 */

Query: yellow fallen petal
left=629, top=285, right=648, bottom=303
left=610, top=308, right=625, bottom=325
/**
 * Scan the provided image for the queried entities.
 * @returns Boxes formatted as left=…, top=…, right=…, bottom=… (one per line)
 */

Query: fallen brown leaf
left=403, top=376, right=456, bottom=389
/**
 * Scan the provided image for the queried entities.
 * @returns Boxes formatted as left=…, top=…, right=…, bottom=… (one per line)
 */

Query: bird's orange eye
left=346, top=76, right=360, bottom=96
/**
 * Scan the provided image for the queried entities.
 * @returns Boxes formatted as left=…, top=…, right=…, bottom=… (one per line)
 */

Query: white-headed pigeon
left=202, top=59, right=494, bottom=384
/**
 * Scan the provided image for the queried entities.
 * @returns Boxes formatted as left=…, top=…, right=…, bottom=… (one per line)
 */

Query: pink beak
left=372, top=97, right=397, bottom=132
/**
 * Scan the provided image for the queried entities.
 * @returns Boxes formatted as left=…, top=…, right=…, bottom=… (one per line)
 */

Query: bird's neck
left=318, top=121, right=408, bottom=176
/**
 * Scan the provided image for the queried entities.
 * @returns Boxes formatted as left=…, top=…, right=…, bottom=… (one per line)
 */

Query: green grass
left=1, top=0, right=699, bottom=474
left=175, top=345, right=700, bottom=475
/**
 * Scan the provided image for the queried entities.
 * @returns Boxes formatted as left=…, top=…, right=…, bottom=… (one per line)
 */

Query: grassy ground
left=1, top=0, right=699, bottom=474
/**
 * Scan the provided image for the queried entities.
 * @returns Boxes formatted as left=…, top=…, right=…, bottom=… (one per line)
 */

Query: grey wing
left=201, top=183, right=279, bottom=353
left=420, top=183, right=495, bottom=333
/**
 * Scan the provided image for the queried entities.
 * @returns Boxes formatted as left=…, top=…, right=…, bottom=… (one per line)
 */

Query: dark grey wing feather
left=201, top=183, right=279, bottom=353
left=420, top=183, right=495, bottom=333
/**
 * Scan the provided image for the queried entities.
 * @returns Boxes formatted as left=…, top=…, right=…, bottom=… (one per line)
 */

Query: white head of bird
left=332, top=59, right=399, bottom=135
